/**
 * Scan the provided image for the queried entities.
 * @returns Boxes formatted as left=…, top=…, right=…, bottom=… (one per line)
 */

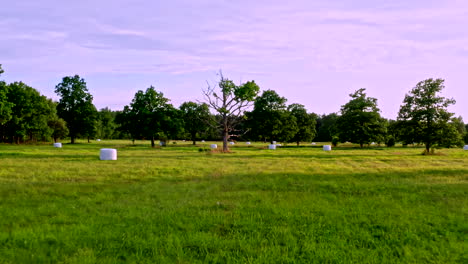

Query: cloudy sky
left=2, top=0, right=467, bottom=119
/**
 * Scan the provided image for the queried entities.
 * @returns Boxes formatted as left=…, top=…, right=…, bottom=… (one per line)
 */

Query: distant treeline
left=1, top=65, right=467, bottom=151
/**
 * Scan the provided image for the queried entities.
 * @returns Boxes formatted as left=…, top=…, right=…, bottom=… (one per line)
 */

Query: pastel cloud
left=1, top=0, right=467, bottom=118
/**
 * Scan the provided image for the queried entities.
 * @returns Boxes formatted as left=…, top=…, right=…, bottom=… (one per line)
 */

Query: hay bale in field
left=268, top=144, right=276, bottom=150
left=201, top=140, right=205, bottom=142
left=311, top=142, right=316, bottom=145
left=276, top=144, right=282, bottom=146
left=229, top=142, right=235, bottom=145
left=323, top=145, right=332, bottom=151
left=210, top=144, right=217, bottom=149
left=53, top=143, right=62, bottom=148
left=100, top=148, right=117, bottom=160
left=464, top=145, right=468, bottom=150
left=246, top=142, right=251, bottom=145
left=96, top=139, right=101, bottom=142
left=272, top=141, right=277, bottom=144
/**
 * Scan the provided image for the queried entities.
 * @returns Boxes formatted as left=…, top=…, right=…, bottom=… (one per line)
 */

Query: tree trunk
left=151, top=136, right=155, bottom=148
left=360, top=143, right=363, bottom=148
left=425, top=142, right=430, bottom=153
left=71, top=134, right=75, bottom=144
left=222, top=113, right=229, bottom=152
left=223, top=128, right=228, bottom=152
left=54, top=136, right=57, bottom=143
left=192, top=133, right=196, bottom=145
left=87, top=136, right=90, bottom=143
left=297, top=141, right=300, bottom=146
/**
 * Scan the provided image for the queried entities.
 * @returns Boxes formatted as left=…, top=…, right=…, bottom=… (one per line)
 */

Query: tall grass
left=0, top=140, right=467, bottom=263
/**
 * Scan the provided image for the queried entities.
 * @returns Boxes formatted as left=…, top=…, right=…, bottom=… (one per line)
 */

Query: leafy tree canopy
left=180, top=101, right=211, bottom=145
left=288, top=103, right=317, bottom=146
left=337, top=88, right=387, bottom=147
left=55, top=75, right=97, bottom=144
left=397, top=78, right=457, bottom=152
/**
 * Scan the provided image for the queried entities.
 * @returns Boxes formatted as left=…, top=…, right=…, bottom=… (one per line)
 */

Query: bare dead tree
left=203, top=72, right=259, bottom=152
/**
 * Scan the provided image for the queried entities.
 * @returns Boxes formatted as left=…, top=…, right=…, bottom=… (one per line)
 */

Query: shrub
left=331, top=136, right=339, bottom=147
left=386, top=136, right=395, bottom=147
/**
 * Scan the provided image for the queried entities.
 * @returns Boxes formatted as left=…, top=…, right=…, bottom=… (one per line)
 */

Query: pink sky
left=1, top=0, right=467, bottom=119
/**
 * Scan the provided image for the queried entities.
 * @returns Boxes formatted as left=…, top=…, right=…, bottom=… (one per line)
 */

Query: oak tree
left=398, top=78, right=457, bottom=153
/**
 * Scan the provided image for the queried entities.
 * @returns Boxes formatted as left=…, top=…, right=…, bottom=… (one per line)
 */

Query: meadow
left=0, top=140, right=467, bottom=263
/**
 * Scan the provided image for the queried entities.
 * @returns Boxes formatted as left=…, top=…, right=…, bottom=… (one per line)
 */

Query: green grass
left=0, top=140, right=467, bottom=263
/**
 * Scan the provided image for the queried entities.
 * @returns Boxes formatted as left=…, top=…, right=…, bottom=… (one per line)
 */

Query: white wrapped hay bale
left=229, top=142, right=235, bottom=145
left=464, top=145, right=468, bottom=150
left=268, top=144, right=276, bottom=150
left=246, top=142, right=251, bottom=145
left=272, top=141, right=277, bottom=144
left=323, top=145, right=332, bottom=151
left=201, top=140, right=205, bottom=143
left=96, top=139, right=101, bottom=142
left=53, top=143, right=62, bottom=148
left=210, top=144, right=217, bottom=149
left=276, top=144, right=282, bottom=146
left=100, top=148, right=117, bottom=160
left=311, top=142, right=316, bottom=145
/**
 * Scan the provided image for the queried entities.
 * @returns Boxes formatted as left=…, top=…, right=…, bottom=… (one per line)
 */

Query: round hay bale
left=53, top=143, right=62, bottom=148
left=96, top=139, right=101, bottom=142
left=464, top=145, right=468, bottom=150
left=100, top=148, right=117, bottom=160
left=323, top=145, right=332, bottom=151
left=229, top=142, right=235, bottom=145
left=201, top=140, right=205, bottom=143
left=246, top=142, right=251, bottom=145
left=276, top=144, right=282, bottom=146
left=210, top=144, right=217, bottom=149
left=311, top=142, right=316, bottom=145
left=272, top=141, right=277, bottom=144
left=268, top=144, right=276, bottom=150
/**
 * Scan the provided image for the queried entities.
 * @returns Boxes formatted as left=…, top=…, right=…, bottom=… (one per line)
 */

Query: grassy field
left=0, top=140, right=467, bottom=263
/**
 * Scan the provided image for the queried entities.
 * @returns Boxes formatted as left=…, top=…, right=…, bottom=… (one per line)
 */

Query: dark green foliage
left=336, top=88, right=387, bottom=148
left=180, top=101, right=211, bottom=145
left=119, top=86, right=180, bottom=147
left=288, top=104, right=317, bottom=146
left=437, top=117, right=464, bottom=148
left=2, top=82, right=56, bottom=143
left=115, top=106, right=138, bottom=141
left=48, top=117, right=69, bottom=143
left=331, top=136, right=339, bottom=147
left=246, top=90, right=297, bottom=143
left=386, top=136, right=395, bottom=147
left=0, top=66, right=13, bottom=127
left=55, top=75, right=98, bottom=144
left=314, top=113, right=339, bottom=142
left=96, top=107, right=117, bottom=139
left=464, top=124, right=468, bottom=144
left=204, top=73, right=260, bottom=151
left=398, top=78, right=458, bottom=153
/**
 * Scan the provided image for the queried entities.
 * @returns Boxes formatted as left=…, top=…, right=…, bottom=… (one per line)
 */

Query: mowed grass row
left=0, top=141, right=467, bottom=263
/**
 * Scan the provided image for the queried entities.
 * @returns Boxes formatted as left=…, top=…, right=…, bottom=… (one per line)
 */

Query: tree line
left=1, top=65, right=467, bottom=152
